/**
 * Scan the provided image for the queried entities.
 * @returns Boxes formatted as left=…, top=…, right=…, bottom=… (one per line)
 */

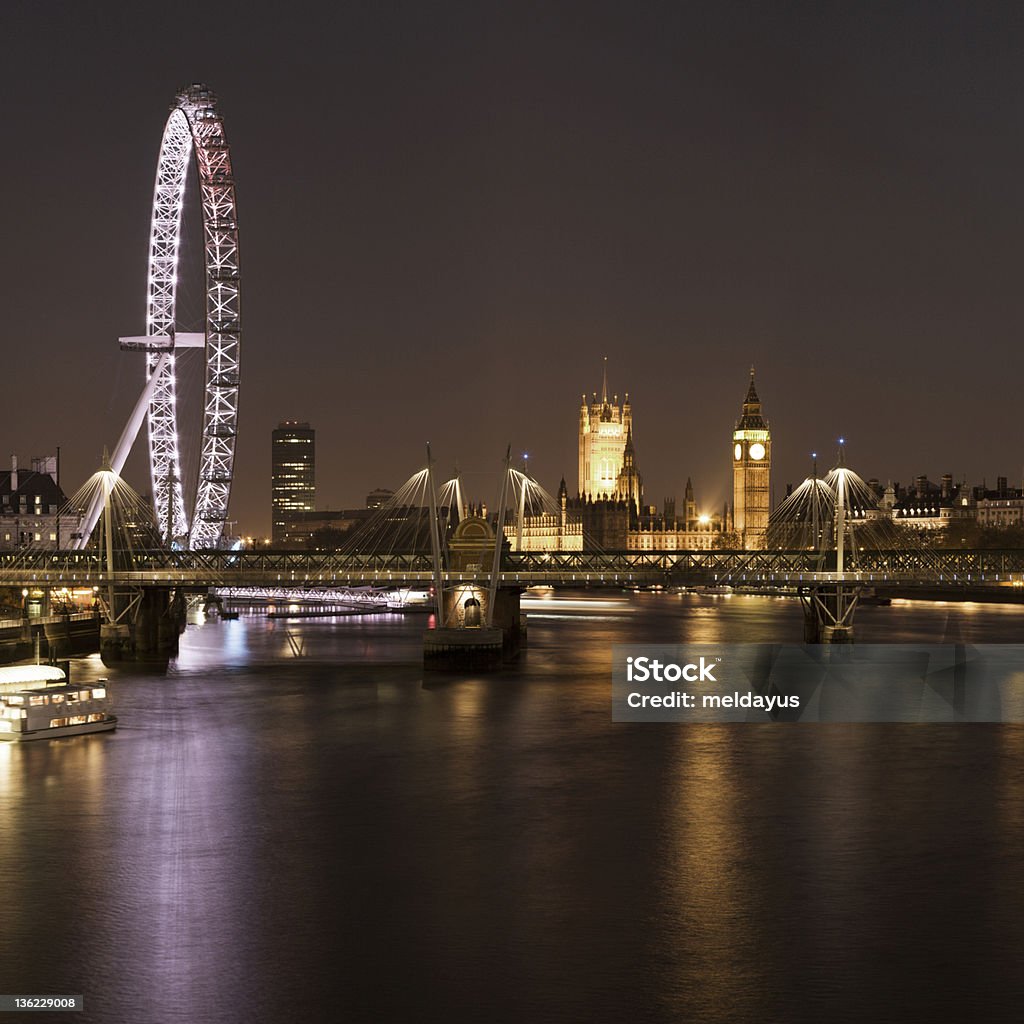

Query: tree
left=712, top=530, right=741, bottom=549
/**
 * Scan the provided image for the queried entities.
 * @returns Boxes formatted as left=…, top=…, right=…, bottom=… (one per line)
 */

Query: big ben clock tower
left=732, top=368, right=771, bottom=550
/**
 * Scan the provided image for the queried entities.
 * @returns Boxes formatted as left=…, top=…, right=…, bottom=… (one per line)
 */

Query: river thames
left=2, top=591, right=1024, bottom=1022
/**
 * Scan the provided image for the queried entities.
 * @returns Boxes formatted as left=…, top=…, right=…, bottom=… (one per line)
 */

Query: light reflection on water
left=2, top=592, right=1024, bottom=1022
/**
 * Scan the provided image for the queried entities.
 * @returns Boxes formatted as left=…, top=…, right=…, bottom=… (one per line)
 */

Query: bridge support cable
left=506, top=469, right=576, bottom=556
left=437, top=468, right=465, bottom=526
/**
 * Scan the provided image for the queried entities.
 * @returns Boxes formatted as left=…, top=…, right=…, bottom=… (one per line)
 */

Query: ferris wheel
left=121, top=83, right=241, bottom=549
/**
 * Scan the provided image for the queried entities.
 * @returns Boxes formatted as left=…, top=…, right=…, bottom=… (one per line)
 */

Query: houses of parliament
left=515, top=363, right=771, bottom=552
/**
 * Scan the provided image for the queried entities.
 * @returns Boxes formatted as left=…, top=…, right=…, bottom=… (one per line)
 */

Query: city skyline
left=4, top=4, right=1024, bottom=537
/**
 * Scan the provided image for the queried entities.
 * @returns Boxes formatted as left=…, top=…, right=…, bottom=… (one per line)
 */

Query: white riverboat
left=0, top=665, right=116, bottom=742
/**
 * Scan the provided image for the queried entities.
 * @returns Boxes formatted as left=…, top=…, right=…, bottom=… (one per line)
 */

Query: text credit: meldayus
left=624, top=654, right=799, bottom=712
left=612, top=645, right=809, bottom=722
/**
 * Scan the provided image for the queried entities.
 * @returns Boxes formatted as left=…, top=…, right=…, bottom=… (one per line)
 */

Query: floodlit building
left=511, top=363, right=729, bottom=551
left=578, top=358, right=641, bottom=507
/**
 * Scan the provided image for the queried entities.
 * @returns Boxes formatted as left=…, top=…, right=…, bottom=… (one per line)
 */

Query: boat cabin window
left=6, top=696, right=24, bottom=705
left=29, top=695, right=47, bottom=706
left=50, top=694, right=65, bottom=704
left=91, top=688, right=106, bottom=699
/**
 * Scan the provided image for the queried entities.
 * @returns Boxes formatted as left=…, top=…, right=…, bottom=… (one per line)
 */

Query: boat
left=385, top=588, right=434, bottom=612
left=219, top=609, right=240, bottom=620
left=0, top=665, right=116, bottom=742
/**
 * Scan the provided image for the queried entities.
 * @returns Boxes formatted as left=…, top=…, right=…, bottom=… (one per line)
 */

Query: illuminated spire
left=745, top=365, right=759, bottom=406
left=736, top=367, right=766, bottom=429
left=601, top=356, right=608, bottom=404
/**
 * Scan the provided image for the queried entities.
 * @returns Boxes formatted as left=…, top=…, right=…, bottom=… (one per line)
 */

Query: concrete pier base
left=99, top=623, right=134, bottom=664
left=100, top=587, right=186, bottom=669
left=423, top=585, right=527, bottom=671
left=424, top=627, right=504, bottom=670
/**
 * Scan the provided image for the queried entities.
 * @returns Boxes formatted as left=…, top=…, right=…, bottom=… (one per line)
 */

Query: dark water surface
left=3, top=593, right=1024, bottom=1023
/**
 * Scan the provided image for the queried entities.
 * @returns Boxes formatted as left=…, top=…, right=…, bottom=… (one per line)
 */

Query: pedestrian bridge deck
left=1, top=548, right=1022, bottom=590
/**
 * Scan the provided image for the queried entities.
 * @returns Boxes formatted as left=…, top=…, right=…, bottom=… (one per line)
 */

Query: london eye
left=132, top=83, right=241, bottom=549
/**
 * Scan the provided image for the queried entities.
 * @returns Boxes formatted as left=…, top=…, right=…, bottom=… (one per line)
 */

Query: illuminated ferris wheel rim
left=142, top=83, right=240, bottom=550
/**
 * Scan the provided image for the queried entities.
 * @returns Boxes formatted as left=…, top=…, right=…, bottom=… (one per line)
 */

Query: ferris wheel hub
left=120, top=333, right=205, bottom=352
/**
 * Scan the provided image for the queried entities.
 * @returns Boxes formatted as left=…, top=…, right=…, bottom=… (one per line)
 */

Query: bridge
left=7, top=542, right=1022, bottom=664
left=5, top=547, right=1024, bottom=590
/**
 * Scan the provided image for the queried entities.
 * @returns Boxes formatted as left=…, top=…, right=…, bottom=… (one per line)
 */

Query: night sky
left=5, top=2, right=1024, bottom=537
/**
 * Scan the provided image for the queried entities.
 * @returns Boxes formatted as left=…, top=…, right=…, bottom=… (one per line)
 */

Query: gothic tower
left=732, top=368, right=771, bottom=550
left=578, top=358, right=637, bottom=503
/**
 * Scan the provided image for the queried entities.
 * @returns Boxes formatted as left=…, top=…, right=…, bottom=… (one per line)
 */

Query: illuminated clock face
left=734, top=443, right=742, bottom=461
left=749, top=442, right=766, bottom=461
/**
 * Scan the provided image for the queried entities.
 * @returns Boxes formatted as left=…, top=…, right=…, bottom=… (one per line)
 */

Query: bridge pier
left=100, top=586, right=187, bottom=668
left=800, top=584, right=859, bottom=644
left=424, top=585, right=526, bottom=671
left=423, top=512, right=527, bottom=672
